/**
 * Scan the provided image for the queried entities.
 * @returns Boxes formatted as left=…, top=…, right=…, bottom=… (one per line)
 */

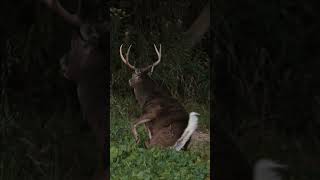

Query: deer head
left=119, top=44, right=162, bottom=106
left=41, top=0, right=108, bottom=81
left=60, top=24, right=107, bottom=81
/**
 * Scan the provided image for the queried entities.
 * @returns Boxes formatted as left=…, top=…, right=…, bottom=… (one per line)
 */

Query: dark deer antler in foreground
left=41, top=0, right=108, bottom=179
left=119, top=44, right=199, bottom=150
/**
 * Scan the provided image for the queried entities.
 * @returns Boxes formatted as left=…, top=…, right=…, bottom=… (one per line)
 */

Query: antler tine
left=152, top=44, right=161, bottom=67
left=141, top=44, right=162, bottom=73
left=119, top=44, right=136, bottom=70
left=119, top=44, right=127, bottom=64
left=126, top=44, right=132, bottom=63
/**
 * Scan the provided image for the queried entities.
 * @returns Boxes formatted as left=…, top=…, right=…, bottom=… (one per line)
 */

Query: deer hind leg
left=148, top=127, right=179, bottom=148
left=143, top=124, right=153, bottom=149
left=132, top=118, right=152, bottom=144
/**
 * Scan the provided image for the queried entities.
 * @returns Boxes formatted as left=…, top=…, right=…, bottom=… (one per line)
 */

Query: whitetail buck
left=40, top=0, right=108, bottom=179
left=119, top=44, right=199, bottom=150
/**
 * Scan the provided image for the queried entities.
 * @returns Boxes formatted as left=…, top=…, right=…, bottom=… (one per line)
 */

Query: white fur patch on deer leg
left=132, top=118, right=152, bottom=144
left=131, top=126, right=140, bottom=143
left=144, top=124, right=152, bottom=139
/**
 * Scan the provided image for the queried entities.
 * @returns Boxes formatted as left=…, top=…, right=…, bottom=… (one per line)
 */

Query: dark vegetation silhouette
left=40, top=0, right=109, bottom=179
left=1, top=0, right=108, bottom=179
left=213, top=0, right=320, bottom=179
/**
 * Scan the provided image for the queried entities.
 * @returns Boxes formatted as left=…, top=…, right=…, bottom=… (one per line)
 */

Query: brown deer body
left=119, top=44, right=199, bottom=150
left=41, top=0, right=108, bottom=179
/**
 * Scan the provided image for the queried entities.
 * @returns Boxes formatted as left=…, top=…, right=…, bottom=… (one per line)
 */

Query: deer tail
left=253, top=159, right=287, bottom=180
left=172, top=112, right=199, bottom=151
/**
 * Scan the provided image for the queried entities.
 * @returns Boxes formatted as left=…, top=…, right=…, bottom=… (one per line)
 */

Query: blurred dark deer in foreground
left=41, top=0, right=108, bottom=179
left=119, top=44, right=199, bottom=150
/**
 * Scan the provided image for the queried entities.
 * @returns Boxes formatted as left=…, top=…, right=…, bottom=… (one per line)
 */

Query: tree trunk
left=183, top=1, right=210, bottom=48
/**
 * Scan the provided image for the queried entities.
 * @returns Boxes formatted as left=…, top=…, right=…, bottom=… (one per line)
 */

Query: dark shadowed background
left=0, top=0, right=108, bottom=179
left=214, top=0, right=320, bottom=179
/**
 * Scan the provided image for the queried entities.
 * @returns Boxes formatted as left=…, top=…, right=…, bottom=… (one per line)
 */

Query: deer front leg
left=132, top=118, right=152, bottom=144
left=144, top=124, right=152, bottom=140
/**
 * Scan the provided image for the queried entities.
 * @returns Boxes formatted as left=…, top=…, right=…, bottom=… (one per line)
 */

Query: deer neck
left=133, top=82, right=156, bottom=108
left=133, top=87, right=147, bottom=108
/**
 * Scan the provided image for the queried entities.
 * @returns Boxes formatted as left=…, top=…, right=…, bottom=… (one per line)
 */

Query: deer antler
left=119, top=44, right=136, bottom=70
left=141, top=44, right=162, bottom=72
left=152, top=44, right=161, bottom=67
left=41, top=0, right=82, bottom=27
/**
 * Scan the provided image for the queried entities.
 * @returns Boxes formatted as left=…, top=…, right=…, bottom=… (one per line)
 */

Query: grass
left=110, top=95, right=210, bottom=180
